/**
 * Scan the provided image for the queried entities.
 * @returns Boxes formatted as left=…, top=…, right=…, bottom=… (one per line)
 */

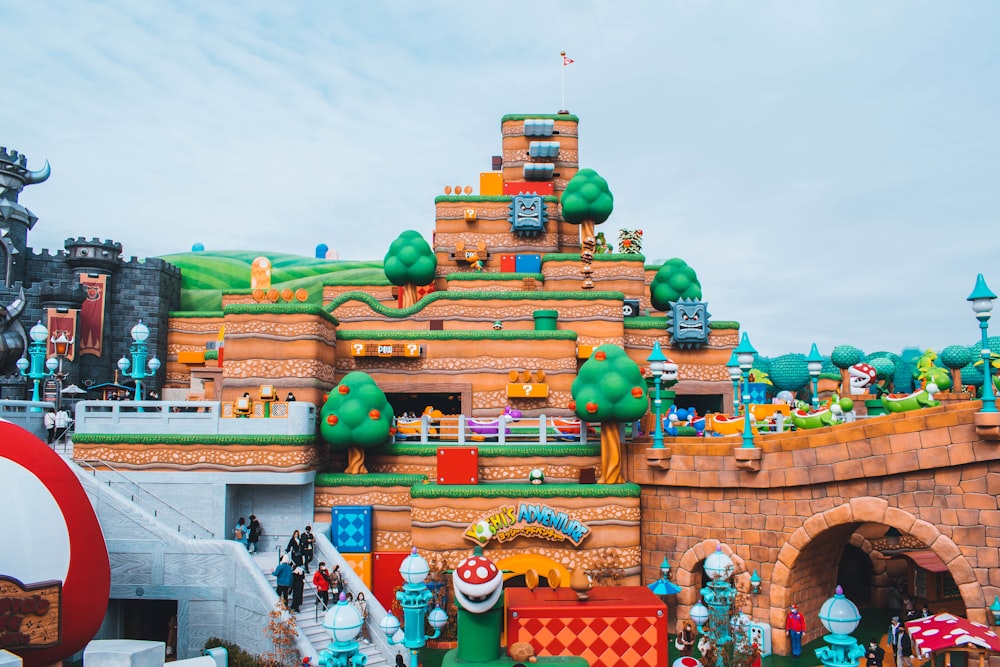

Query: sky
left=3, top=1, right=999, bottom=357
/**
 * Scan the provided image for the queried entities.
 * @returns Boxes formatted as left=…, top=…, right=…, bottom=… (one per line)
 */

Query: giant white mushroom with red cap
left=452, top=550, right=503, bottom=613
left=848, top=362, right=877, bottom=393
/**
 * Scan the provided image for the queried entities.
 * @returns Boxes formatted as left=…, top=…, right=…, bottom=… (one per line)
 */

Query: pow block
left=331, top=506, right=373, bottom=553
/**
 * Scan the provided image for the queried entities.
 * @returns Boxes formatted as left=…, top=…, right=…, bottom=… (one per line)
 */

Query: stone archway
left=674, top=539, right=751, bottom=608
left=769, top=498, right=981, bottom=654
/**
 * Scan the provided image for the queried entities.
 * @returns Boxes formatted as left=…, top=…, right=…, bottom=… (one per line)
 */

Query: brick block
left=436, top=446, right=478, bottom=484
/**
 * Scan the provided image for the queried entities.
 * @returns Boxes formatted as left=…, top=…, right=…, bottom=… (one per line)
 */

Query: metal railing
left=75, top=458, right=216, bottom=539
left=392, top=413, right=601, bottom=445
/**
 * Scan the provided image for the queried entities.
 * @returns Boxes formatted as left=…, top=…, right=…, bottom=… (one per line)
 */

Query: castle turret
left=0, top=147, right=50, bottom=285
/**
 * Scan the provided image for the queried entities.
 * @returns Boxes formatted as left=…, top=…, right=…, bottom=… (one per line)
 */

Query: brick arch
left=771, top=499, right=984, bottom=630
left=674, top=539, right=750, bottom=608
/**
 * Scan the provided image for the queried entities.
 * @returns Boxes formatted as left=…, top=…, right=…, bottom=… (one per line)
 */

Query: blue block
left=515, top=254, right=541, bottom=273
left=331, top=506, right=373, bottom=553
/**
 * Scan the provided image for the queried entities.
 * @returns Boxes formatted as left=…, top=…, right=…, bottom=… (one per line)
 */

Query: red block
left=506, top=587, right=668, bottom=667
left=500, top=254, right=516, bottom=272
left=503, top=181, right=554, bottom=196
left=436, top=446, right=479, bottom=484
left=372, top=551, right=409, bottom=611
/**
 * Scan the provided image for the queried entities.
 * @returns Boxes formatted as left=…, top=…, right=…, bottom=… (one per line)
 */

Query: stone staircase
left=251, top=548, right=393, bottom=667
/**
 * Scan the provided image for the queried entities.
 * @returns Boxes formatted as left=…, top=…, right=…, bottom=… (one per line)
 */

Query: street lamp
left=16, top=321, right=58, bottom=410
left=318, top=593, right=366, bottom=667
left=698, top=546, right=738, bottom=667
left=49, top=331, right=74, bottom=410
left=117, top=319, right=161, bottom=401
left=379, top=548, right=447, bottom=667
left=991, top=596, right=1000, bottom=626
left=734, top=333, right=757, bottom=449
left=967, top=274, right=997, bottom=413
left=749, top=570, right=762, bottom=596
left=648, top=342, right=667, bottom=449
left=648, top=556, right=680, bottom=596
left=726, top=351, right=741, bottom=416
left=806, top=343, right=824, bottom=410
left=814, top=585, right=866, bottom=667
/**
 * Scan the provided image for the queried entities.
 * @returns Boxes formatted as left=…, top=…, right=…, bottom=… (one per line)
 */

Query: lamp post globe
left=690, top=599, right=710, bottom=630
left=815, top=586, right=866, bottom=667
left=968, top=274, right=998, bottom=413
left=318, top=592, right=365, bottom=667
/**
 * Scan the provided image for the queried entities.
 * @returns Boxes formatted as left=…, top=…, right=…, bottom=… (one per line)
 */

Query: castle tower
left=0, top=147, right=50, bottom=286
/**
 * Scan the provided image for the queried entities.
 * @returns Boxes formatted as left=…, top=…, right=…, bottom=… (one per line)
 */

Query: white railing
left=74, top=400, right=316, bottom=436
left=392, top=413, right=600, bottom=445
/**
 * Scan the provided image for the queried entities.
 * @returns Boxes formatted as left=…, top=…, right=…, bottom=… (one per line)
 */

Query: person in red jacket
left=313, top=561, right=332, bottom=609
left=786, top=604, right=806, bottom=656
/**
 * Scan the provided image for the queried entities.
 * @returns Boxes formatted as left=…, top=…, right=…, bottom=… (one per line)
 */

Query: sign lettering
left=464, top=503, right=590, bottom=547
left=0, top=577, right=61, bottom=649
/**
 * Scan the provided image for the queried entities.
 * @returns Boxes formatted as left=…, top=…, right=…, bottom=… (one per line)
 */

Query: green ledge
left=327, top=290, right=627, bottom=317
left=323, top=278, right=393, bottom=287
left=411, top=481, right=640, bottom=499
left=501, top=113, right=580, bottom=123
left=446, top=273, right=544, bottom=282
left=339, top=329, right=576, bottom=341
left=71, top=433, right=317, bottom=446
left=169, top=310, right=225, bottom=319
left=224, top=303, right=339, bottom=325
left=434, top=195, right=559, bottom=204
left=542, top=253, right=646, bottom=262
left=315, top=472, right=427, bottom=488
left=378, top=443, right=600, bottom=458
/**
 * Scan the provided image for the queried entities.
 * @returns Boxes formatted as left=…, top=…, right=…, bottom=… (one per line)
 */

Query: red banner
left=46, top=309, right=78, bottom=361
left=78, top=274, right=107, bottom=357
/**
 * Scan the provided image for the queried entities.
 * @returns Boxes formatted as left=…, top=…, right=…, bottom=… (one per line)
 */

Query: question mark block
left=506, top=383, right=549, bottom=398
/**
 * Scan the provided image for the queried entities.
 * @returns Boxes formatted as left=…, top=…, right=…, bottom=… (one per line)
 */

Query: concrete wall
left=75, top=401, right=316, bottom=436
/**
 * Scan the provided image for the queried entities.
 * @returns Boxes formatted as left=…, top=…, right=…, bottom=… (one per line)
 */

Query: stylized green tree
left=320, top=372, right=394, bottom=474
left=769, top=354, right=811, bottom=394
left=831, top=345, right=863, bottom=396
left=868, top=351, right=909, bottom=393
left=649, top=258, right=702, bottom=312
left=384, top=230, right=436, bottom=308
left=940, top=345, right=973, bottom=392
left=561, top=169, right=614, bottom=235
left=570, top=344, right=647, bottom=484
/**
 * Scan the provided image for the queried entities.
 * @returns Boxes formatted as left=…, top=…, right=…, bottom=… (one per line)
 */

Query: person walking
left=897, top=625, right=916, bottom=667
left=329, top=564, right=343, bottom=597
left=54, top=408, right=71, bottom=443
left=44, top=409, right=56, bottom=444
left=286, top=530, right=303, bottom=567
left=247, top=515, right=262, bottom=554
left=234, top=517, right=249, bottom=549
left=300, top=526, right=315, bottom=574
left=273, top=554, right=293, bottom=606
left=354, top=592, right=369, bottom=643
left=889, top=616, right=903, bottom=667
left=866, top=639, right=886, bottom=667
left=290, top=566, right=305, bottom=613
left=313, top=562, right=331, bottom=609
left=675, top=622, right=694, bottom=656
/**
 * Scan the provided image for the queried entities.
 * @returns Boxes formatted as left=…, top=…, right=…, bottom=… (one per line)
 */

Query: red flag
left=563, top=55, right=574, bottom=66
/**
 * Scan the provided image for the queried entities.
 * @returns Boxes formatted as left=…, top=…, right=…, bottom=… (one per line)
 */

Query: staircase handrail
left=75, top=458, right=216, bottom=539
left=313, top=527, right=404, bottom=664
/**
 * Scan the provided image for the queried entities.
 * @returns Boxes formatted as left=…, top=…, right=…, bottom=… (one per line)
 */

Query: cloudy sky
left=4, top=2, right=999, bottom=357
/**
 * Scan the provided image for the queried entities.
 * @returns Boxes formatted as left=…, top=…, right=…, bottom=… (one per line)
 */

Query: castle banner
left=78, top=274, right=107, bottom=357
left=45, top=309, right=77, bottom=361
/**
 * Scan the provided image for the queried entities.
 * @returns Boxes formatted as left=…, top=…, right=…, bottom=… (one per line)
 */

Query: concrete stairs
left=252, top=550, right=389, bottom=667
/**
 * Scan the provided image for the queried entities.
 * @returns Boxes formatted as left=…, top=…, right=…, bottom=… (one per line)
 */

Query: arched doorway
left=838, top=543, right=874, bottom=606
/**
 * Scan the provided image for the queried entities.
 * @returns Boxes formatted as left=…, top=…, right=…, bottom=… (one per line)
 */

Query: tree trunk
left=839, top=368, right=849, bottom=396
left=580, top=220, right=596, bottom=289
left=344, top=445, right=368, bottom=474
left=598, top=422, right=624, bottom=484
left=400, top=284, right=419, bottom=309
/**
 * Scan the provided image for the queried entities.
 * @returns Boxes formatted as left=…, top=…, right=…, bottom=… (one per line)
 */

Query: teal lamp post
left=990, top=596, right=1000, bottom=625
left=726, top=351, right=741, bottom=415
left=815, top=585, right=866, bottom=667
left=968, top=274, right=997, bottom=413
left=806, top=343, right=824, bottom=410
left=117, top=319, right=161, bottom=401
left=734, top=333, right=757, bottom=448
left=648, top=342, right=667, bottom=449
left=647, top=556, right=680, bottom=596
left=379, top=548, right=448, bottom=667
left=318, top=592, right=366, bottom=667
left=16, top=321, right=58, bottom=410
left=696, top=546, right=738, bottom=667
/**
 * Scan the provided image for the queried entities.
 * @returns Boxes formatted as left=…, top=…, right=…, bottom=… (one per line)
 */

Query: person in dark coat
left=247, top=515, right=262, bottom=554
left=273, top=554, right=293, bottom=605
left=300, top=526, right=315, bottom=573
left=290, top=566, right=305, bottom=613
left=286, top=530, right=303, bottom=567
left=866, top=639, right=886, bottom=667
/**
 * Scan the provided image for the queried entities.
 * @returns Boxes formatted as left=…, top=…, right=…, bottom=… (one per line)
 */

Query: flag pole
left=560, top=51, right=567, bottom=113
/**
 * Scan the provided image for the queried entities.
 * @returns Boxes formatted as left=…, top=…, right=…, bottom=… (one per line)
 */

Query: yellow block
left=480, top=172, right=503, bottom=196
left=177, top=351, right=205, bottom=364
left=341, top=552, right=372, bottom=588
left=506, top=383, right=549, bottom=398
